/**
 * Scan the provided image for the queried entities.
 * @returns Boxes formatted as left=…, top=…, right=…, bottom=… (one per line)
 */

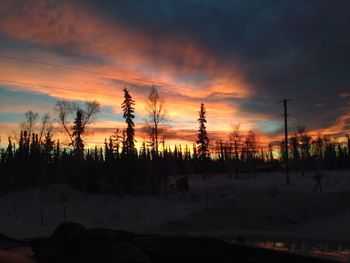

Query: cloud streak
left=0, top=0, right=349, bottom=148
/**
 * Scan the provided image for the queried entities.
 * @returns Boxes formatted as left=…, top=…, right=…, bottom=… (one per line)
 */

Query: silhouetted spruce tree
left=121, top=88, right=136, bottom=155
left=104, top=137, right=114, bottom=162
left=112, top=128, right=122, bottom=159
left=118, top=119, right=136, bottom=193
left=72, top=110, right=84, bottom=158
left=192, top=143, right=197, bottom=159
left=94, top=145, right=99, bottom=161
left=54, top=140, right=61, bottom=162
left=229, top=124, right=242, bottom=178
left=244, top=130, right=259, bottom=177
left=42, top=130, right=55, bottom=163
left=99, top=147, right=104, bottom=161
left=5, top=137, right=13, bottom=162
left=196, top=103, right=210, bottom=159
left=27, top=133, right=40, bottom=187
left=30, top=133, right=40, bottom=157
left=288, top=133, right=299, bottom=171
left=22, top=131, right=29, bottom=159
left=141, top=141, right=147, bottom=160
left=324, top=135, right=336, bottom=168
left=16, top=131, right=24, bottom=161
left=268, top=143, right=274, bottom=162
left=196, top=103, right=210, bottom=178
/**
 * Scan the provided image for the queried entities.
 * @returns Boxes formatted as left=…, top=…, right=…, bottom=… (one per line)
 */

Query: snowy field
left=1, top=170, right=350, bottom=245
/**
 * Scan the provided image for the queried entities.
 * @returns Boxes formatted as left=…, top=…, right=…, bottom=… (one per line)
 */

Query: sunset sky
left=0, top=0, right=349, bottom=149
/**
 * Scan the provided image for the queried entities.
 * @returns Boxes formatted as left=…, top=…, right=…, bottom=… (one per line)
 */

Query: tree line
left=0, top=87, right=349, bottom=194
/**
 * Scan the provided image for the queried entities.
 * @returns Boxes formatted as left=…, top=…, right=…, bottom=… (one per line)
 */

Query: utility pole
left=282, top=98, right=291, bottom=185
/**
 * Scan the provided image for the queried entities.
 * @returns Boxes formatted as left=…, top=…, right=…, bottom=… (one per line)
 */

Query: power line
left=0, top=55, right=115, bottom=77
left=0, top=54, right=178, bottom=94
left=0, top=79, right=77, bottom=94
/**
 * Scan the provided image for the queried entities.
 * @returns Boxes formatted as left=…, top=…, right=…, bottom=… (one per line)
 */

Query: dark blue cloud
left=82, top=0, right=350, bottom=133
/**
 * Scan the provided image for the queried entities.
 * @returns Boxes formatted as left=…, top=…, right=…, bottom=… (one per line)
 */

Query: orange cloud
left=0, top=0, right=250, bottom=98
left=0, top=0, right=348, bottom=151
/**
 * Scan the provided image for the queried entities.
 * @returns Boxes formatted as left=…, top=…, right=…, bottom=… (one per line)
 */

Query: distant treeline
left=0, top=87, right=349, bottom=194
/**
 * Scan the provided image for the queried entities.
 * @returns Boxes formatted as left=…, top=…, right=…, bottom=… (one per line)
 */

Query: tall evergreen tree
left=6, top=137, right=13, bottom=162
left=112, top=128, right=122, bottom=159
left=30, top=133, right=40, bottom=157
left=42, top=130, right=55, bottom=163
left=54, top=140, right=61, bottom=162
left=121, top=88, right=136, bottom=154
left=104, top=137, right=114, bottom=162
left=72, top=110, right=84, bottom=158
left=196, top=103, right=210, bottom=160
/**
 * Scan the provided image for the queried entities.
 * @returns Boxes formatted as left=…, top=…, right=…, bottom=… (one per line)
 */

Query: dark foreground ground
left=0, top=222, right=340, bottom=263
left=1, top=171, right=350, bottom=262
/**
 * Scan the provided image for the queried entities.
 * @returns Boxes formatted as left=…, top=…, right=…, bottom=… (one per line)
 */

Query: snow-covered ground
left=1, top=170, right=350, bottom=245
left=164, top=171, right=350, bottom=239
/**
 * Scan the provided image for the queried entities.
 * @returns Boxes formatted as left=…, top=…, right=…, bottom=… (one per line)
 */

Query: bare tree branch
left=20, top=111, right=39, bottom=135
left=54, top=100, right=74, bottom=146
left=81, top=100, right=100, bottom=128
left=38, top=113, right=51, bottom=143
left=145, top=86, right=167, bottom=154
left=54, top=100, right=100, bottom=148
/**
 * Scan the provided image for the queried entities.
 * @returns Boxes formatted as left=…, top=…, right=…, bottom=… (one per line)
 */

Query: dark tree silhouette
left=314, top=133, right=324, bottom=162
left=5, top=137, right=13, bottom=162
left=268, top=143, right=274, bottom=161
left=145, top=86, right=166, bottom=157
left=42, top=130, right=55, bottom=163
left=244, top=130, right=259, bottom=177
left=72, top=110, right=84, bottom=158
left=196, top=103, right=210, bottom=179
left=21, top=111, right=38, bottom=135
left=104, top=137, right=114, bottom=162
left=54, top=140, right=61, bottom=162
left=196, top=103, right=210, bottom=160
left=229, top=124, right=242, bottom=162
left=121, top=88, right=136, bottom=154
left=38, top=113, right=51, bottom=143
left=1, top=89, right=350, bottom=196
left=55, top=100, right=100, bottom=152
left=112, top=128, right=123, bottom=159
left=290, top=133, right=300, bottom=164
left=297, top=126, right=311, bottom=176
left=229, top=124, right=242, bottom=178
